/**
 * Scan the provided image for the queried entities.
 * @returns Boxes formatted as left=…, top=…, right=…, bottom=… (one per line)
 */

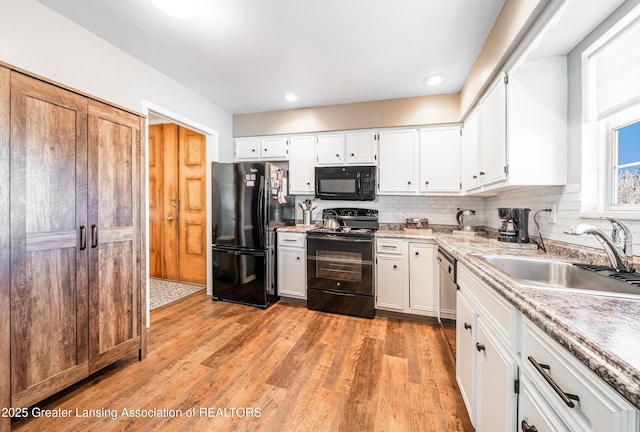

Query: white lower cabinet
left=375, top=238, right=437, bottom=316
left=277, top=232, right=306, bottom=299
left=458, top=263, right=640, bottom=432
left=457, top=264, right=518, bottom=430
left=521, top=317, right=639, bottom=432
left=475, top=317, right=518, bottom=432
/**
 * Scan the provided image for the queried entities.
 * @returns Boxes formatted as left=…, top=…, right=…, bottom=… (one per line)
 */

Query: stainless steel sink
left=476, top=255, right=640, bottom=299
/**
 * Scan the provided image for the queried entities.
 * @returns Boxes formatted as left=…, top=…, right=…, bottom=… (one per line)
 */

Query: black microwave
left=315, top=166, right=377, bottom=201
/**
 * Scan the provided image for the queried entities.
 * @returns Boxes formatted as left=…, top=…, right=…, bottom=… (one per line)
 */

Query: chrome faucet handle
left=606, top=217, right=633, bottom=256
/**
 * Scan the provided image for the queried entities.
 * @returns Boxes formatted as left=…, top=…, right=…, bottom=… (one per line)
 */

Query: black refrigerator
left=211, top=162, right=295, bottom=308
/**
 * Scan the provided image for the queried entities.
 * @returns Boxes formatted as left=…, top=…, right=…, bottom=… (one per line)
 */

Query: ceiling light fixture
left=152, top=0, right=194, bottom=20
left=423, top=74, right=445, bottom=87
left=283, top=93, right=298, bottom=102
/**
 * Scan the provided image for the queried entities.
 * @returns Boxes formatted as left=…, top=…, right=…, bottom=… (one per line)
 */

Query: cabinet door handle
left=79, top=225, right=87, bottom=250
left=407, top=181, right=412, bottom=185
left=527, top=356, right=580, bottom=408
left=296, top=256, right=300, bottom=261
left=464, top=322, right=471, bottom=331
left=351, top=153, right=355, bottom=156
left=472, top=175, right=478, bottom=179
left=415, top=251, right=419, bottom=256
left=475, top=342, right=485, bottom=352
left=393, top=264, right=398, bottom=269
left=91, top=224, right=98, bottom=248
left=521, top=420, right=538, bottom=432
left=479, top=171, right=485, bottom=176
left=425, top=181, right=429, bottom=185
left=336, top=153, right=340, bottom=157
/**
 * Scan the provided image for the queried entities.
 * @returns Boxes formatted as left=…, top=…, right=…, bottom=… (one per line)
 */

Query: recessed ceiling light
left=152, top=0, right=194, bottom=20
left=423, top=74, right=445, bottom=87
left=283, top=93, right=298, bottom=102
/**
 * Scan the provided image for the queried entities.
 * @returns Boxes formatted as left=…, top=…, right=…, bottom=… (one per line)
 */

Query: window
left=581, top=5, right=640, bottom=217
left=613, top=120, right=640, bottom=206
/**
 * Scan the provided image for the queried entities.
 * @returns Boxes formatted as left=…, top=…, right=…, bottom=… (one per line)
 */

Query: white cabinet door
left=408, top=243, right=437, bottom=315
left=289, top=136, right=316, bottom=194
left=375, top=254, right=405, bottom=311
left=419, top=127, right=461, bottom=192
left=260, top=136, right=289, bottom=160
left=378, top=129, right=419, bottom=193
left=346, top=130, right=377, bottom=164
left=277, top=247, right=306, bottom=299
left=235, top=137, right=260, bottom=160
left=479, top=78, right=507, bottom=186
left=456, top=292, right=476, bottom=424
left=461, top=108, right=480, bottom=190
left=316, top=133, right=345, bottom=165
left=475, top=318, right=518, bottom=432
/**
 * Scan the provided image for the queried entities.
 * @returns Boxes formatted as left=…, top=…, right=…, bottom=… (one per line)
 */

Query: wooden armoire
left=0, top=65, right=146, bottom=432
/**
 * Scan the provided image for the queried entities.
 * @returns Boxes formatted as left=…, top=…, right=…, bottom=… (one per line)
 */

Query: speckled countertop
left=427, top=233, right=640, bottom=410
left=280, top=225, right=640, bottom=408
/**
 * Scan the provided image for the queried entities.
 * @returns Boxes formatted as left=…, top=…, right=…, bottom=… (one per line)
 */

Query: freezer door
left=211, top=245, right=269, bottom=308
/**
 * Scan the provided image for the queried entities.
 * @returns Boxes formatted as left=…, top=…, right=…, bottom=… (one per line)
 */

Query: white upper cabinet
left=461, top=107, right=481, bottom=190
left=235, top=137, right=261, bottom=160
left=378, top=129, right=419, bottom=194
left=461, top=56, right=567, bottom=194
left=235, top=136, right=289, bottom=160
left=419, top=126, right=461, bottom=193
left=479, top=77, right=507, bottom=186
left=289, top=135, right=316, bottom=194
left=316, top=131, right=377, bottom=166
left=345, top=130, right=377, bottom=164
left=316, top=133, right=346, bottom=165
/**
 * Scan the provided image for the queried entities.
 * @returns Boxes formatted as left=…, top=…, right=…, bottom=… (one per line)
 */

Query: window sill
left=579, top=211, right=640, bottom=221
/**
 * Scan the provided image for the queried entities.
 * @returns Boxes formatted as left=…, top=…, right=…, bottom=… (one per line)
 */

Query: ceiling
left=36, top=0, right=506, bottom=114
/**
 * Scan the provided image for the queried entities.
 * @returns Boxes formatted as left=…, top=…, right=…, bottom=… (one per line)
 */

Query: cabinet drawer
left=278, top=232, right=305, bottom=248
left=458, top=265, right=514, bottom=345
left=376, top=238, right=405, bottom=254
left=521, top=318, right=637, bottom=432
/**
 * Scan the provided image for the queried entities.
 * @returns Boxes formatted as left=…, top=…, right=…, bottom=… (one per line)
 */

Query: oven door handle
left=307, top=235, right=372, bottom=242
left=322, top=290, right=357, bottom=297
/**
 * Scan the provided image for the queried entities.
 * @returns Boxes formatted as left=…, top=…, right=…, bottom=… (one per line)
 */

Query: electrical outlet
left=550, top=204, right=557, bottom=224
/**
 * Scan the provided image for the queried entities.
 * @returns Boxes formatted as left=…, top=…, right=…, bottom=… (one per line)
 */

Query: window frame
left=608, top=108, right=640, bottom=210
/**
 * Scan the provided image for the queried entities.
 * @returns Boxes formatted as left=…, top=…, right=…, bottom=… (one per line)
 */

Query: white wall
left=0, top=0, right=233, bottom=159
left=484, top=0, right=640, bottom=256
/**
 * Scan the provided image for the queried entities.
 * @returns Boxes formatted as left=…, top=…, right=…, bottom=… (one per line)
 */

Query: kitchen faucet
left=564, top=218, right=634, bottom=273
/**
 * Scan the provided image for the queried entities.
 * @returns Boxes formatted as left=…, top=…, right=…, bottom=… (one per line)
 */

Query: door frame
left=142, top=100, right=218, bottom=328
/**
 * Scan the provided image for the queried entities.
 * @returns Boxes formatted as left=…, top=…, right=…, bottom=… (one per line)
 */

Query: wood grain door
left=87, top=100, right=141, bottom=372
left=9, top=72, right=89, bottom=408
left=148, top=124, right=205, bottom=285
left=177, top=126, right=206, bottom=285
left=148, top=123, right=178, bottom=280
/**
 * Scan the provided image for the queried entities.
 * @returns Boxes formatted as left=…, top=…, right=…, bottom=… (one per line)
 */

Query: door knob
left=167, top=216, right=174, bottom=221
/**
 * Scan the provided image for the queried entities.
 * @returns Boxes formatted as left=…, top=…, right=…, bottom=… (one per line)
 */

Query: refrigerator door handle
left=258, top=175, right=265, bottom=247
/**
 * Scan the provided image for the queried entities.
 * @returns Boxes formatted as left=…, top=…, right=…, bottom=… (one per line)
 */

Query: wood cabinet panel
left=87, top=100, right=141, bottom=372
left=9, top=72, right=89, bottom=408
left=0, top=65, right=10, bottom=432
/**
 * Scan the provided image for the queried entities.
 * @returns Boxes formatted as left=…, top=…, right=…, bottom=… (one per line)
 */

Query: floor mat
left=149, top=278, right=204, bottom=309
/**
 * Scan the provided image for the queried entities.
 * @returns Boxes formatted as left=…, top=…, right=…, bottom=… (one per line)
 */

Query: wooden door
left=87, top=100, right=141, bottom=372
left=149, top=124, right=206, bottom=285
left=9, top=72, right=89, bottom=407
left=148, top=123, right=179, bottom=279
left=0, top=66, right=10, bottom=432
left=177, top=126, right=206, bottom=284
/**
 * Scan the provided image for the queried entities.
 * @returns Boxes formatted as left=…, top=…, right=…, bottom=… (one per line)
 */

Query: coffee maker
left=497, top=208, right=530, bottom=243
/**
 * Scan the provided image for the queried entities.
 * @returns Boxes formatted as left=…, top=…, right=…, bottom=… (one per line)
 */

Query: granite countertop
left=433, top=233, right=640, bottom=410
left=279, top=225, right=640, bottom=408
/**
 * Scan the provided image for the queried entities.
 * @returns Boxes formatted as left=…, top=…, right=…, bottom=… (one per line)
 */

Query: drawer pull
left=381, top=245, right=397, bottom=248
left=284, top=239, right=298, bottom=242
left=521, top=420, right=538, bottom=432
left=475, top=343, right=485, bottom=352
left=464, top=322, right=472, bottom=331
left=528, top=356, right=580, bottom=408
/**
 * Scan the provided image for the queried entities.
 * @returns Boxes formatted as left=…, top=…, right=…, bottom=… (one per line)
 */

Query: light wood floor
left=13, top=292, right=474, bottom=432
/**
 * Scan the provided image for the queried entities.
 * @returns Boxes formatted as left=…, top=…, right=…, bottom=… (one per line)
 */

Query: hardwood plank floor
left=12, top=292, right=474, bottom=432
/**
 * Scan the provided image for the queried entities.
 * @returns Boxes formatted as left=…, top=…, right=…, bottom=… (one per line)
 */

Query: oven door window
left=307, top=237, right=373, bottom=295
